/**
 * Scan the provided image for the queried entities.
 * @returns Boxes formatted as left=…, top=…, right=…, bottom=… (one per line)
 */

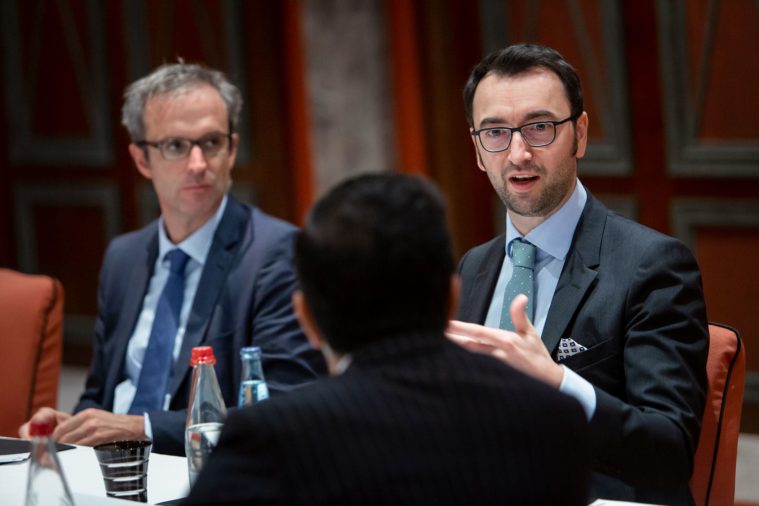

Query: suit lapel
left=109, top=231, right=158, bottom=396
left=458, top=236, right=505, bottom=324
left=167, top=198, right=250, bottom=398
left=541, top=194, right=606, bottom=354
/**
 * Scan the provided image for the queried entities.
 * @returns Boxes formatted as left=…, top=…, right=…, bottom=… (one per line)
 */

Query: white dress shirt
left=112, top=196, right=228, bottom=435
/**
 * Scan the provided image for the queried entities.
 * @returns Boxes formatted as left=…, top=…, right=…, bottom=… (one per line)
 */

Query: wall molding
left=1, top=0, right=113, bottom=166
left=656, top=1, right=759, bottom=177
left=14, top=183, right=122, bottom=273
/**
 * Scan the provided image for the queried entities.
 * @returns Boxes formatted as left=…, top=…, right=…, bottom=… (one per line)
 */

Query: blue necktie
left=129, top=248, right=190, bottom=414
left=499, top=239, right=536, bottom=331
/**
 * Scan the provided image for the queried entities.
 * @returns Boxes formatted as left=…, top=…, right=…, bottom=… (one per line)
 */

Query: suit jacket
left=184, top=333, right=591, bottom=505
left=457, top=191, right=708, bottom=505
left=75, top=197, right=326, bottom=455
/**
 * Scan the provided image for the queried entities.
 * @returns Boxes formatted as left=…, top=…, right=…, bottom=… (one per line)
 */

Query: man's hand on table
left=19, top=407, right=146, bottom=446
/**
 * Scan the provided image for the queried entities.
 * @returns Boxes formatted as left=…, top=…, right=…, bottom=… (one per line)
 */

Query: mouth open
left=509, top=174, right=539, bottom=190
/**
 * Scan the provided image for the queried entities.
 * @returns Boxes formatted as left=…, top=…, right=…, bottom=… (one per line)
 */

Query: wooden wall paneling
left=656, top=0, right=759, bottom=176
left=283, top=0, right=316, bottom=224
left=478, top=0, right=633, bottom=176
left=386, top=0, right=428, bottom=176
left=672, top=199, right=759, bottom=430
left=241, top=2, right=296, bottom=222
left=0, top=32, right=11, bottom=267
left=416, top=0, right=492, bottom=258
left=14, top=182, right=121, bottom=358
left=596, top=194, right=637, bottom=222
left=1, top=0, right=113, bottom=167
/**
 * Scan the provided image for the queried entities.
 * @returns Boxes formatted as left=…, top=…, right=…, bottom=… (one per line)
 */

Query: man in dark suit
left=20, top=62, right=325, bottom=455
left=447, top=44, right=708, bottom=504
left=185, top=173, right=591, bottom=505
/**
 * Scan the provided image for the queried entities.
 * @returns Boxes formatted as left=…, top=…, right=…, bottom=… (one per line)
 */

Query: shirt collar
left=157, top=195, right=228, bottom=266
left=505, top=179, right=587, bottom=261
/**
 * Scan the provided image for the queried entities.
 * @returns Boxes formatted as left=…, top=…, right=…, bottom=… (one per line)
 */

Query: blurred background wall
left=1, top=0, right=758, bottom=432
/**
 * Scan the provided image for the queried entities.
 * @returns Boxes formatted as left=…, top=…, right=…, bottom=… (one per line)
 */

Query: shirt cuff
left=143, top=413, right=153, bottom=440
left=558, top=365, right=596, bottom=421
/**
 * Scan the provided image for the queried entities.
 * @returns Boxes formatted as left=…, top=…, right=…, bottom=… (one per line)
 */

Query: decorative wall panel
left=14, top=182, right=121, bottom=345
left=657, top=0, right=759, bottom=176
left=672, top=198, right=759, bottom=402
left=1, top=0, right=113, bottom=166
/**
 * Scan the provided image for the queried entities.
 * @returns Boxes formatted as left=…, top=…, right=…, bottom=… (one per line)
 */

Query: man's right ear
left=128, top=143, right=153, bottom=180
left=292, top=290, right=323, bottom=351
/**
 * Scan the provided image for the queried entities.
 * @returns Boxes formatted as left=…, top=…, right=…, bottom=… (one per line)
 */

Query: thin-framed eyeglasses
left=471, top=114, right=579, bottom=153
left=136, top=132, right=232, bottom=160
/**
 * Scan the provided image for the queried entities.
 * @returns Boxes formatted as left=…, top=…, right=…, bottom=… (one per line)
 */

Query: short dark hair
left=294, top=173, right=454, bottom=353
left=463, top=43, right=583, bottom=127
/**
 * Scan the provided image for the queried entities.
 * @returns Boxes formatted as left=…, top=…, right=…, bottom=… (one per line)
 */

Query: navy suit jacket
left=75, top=197, right=326, bottom=455
left=185, top=333, right=591, bottom=505
left=457, top=192, right=708, bottom=505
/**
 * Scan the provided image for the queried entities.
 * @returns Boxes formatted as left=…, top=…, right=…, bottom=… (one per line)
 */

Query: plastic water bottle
left=238, top=346, right=269, bottom=407
left=25, top=419, right=74, bottom=506
left=185, top=346, right=227, bottom=486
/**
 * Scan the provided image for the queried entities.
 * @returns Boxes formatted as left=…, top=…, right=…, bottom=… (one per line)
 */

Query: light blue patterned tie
left=129, top=248, right=190, bottom=414
left=499, top=239, right=536, bottom=331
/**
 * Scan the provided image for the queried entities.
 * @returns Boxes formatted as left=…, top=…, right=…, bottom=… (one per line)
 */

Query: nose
left=507, top=132, right=533, bottom=165
left=187, top=144, right=208, bottom=173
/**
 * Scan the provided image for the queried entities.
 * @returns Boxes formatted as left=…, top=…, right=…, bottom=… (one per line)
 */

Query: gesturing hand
left=446, top=294, right=564, bottom=388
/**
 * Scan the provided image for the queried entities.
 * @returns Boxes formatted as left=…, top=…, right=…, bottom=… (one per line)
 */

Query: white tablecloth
left=0, top=439, right=189, bottom=505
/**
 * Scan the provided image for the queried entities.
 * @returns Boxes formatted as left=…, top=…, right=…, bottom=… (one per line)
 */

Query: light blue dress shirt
left=112, top=196, right=228, bottom=435
left=484, top=180, right=596, bottom=420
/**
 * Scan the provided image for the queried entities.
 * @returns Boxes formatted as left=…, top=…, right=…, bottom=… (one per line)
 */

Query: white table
left=0, top=439, right=189, bottom=505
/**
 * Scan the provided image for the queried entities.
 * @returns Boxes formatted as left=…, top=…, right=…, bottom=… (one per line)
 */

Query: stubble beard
left=487, top=137, right=578, bottom=218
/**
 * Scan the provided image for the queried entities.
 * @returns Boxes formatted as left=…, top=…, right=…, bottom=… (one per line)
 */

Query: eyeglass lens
left=480, top=123, right=555, bottom=151
left=159, top=133, right=229, bottom=160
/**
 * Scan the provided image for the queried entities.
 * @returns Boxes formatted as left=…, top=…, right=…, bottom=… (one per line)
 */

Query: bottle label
left=238, top=379, right=270, bottom=407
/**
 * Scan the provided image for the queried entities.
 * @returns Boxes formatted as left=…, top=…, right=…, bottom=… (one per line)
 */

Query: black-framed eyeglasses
left=136, top=132, right=232, bottom=161
left=471, top=114, right=579, bottom=153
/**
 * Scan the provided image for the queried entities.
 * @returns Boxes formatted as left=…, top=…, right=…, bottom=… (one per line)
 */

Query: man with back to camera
left=447, top=43, right=708, bottom=504
left=19, top=62, right=326, bottom=455
left=184, top=173, right=591, bottom=505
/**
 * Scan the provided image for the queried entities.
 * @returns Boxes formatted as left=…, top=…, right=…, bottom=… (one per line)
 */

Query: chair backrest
left=0, top=269, right=64, bottom=437
left=690, top=322, right=746, bottom=506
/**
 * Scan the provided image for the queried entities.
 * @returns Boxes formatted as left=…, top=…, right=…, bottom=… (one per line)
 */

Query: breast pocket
left=560, top=336, right=620, bottom=371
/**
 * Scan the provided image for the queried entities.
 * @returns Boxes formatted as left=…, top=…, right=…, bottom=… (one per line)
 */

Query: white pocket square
left=557, top=338, right=587, bottom=361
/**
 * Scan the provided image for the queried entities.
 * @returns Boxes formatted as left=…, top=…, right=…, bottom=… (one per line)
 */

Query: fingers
left=52, top=410, right=91, bottom=444
left=53, top=410, right=145, bottom=446
left=447, top=320, right=510, bottom=346
left=447, top=320, right=517, bottom=366
left=510, top=294, right=536, bottom=337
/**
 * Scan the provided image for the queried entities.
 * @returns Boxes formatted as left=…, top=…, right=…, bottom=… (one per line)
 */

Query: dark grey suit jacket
left=184, top=333, right=591, bottom=505
left=75, top=196, right=326, bottom=455
left=457, top=192, right=708, bottom=505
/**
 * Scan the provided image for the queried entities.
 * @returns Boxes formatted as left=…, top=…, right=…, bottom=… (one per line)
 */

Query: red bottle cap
left=190, top=346, right=217, bottom=366
left=28, top=419, right=54, bottom=437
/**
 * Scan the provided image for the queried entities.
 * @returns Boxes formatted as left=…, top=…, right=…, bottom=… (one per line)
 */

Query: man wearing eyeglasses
left=19, top=62, right=326, bottom=455
left=447, top=44, right=708, bottom=504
